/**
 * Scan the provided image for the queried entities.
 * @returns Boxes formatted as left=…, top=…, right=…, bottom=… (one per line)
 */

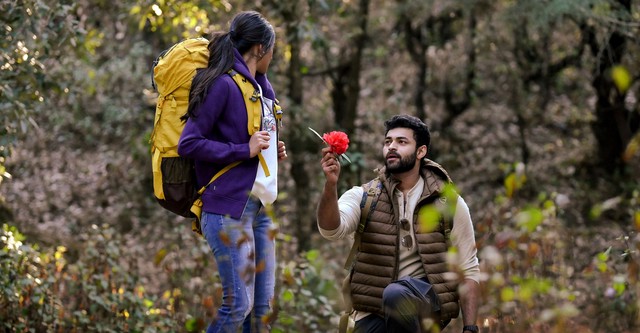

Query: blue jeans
left=354, top=277, right=444, bottom=333
left=200, top=197, right=276, bottom=333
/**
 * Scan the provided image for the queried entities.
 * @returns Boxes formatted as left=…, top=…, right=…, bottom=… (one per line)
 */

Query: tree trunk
left=586, top=0, right=633, bottom=170
left=287, top=36, right=314, bottom=252
left=414, top=57, right=427, bottom=120
left=345, top=0, right=369, bottom=136
left=441, top=6, right=476, bottom=130
left=276, top=2, right=314, bottom=252
left=398, top=4, right=427, bottom=120
left=330, top=0, right=370, bottom=188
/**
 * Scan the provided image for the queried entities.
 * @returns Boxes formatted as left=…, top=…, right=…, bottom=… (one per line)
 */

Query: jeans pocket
left=200, top=212, right=224, bottom=242
left=200, top=212, right=209, bottom=230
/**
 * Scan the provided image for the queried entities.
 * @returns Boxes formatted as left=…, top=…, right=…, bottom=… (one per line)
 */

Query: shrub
left=0, top=223, right=178, bottom=332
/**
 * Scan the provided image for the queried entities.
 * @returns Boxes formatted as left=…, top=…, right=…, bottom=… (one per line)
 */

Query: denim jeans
left=354, top=277, right=444, bottom=333
left=201, top=197, right=276, bottom=333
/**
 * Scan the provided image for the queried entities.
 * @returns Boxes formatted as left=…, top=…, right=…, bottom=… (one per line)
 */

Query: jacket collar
left=232, top=49, right=275, bottom=101
left=375, top=159, right=451, bottom=198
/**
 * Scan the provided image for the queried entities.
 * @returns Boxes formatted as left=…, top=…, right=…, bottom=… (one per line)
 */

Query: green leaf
left=306, top=249, right=319, bottom=262
left=518, top=285, right=533, bottom=301
left=611, top=65, right=631, bottom=93
left=185, top=318, right=197, bottom=332
left=504, top=173, right=516, bottom=198
left=501, top=287, right=515, bottom=301
left=623, top=133, right=640, bottom=162
left=516, top=208, right=543, bottom=232
left=154, top=248, right=168, bottom=266
left=282, top=290, right=294, bottom=303
left=613, top=278, right=626, bottom=295
left=143, top=298, right=154, bottom=308
left=418, top=205, right=440, bottom=233
left=597, top=247, right=611, bottom=262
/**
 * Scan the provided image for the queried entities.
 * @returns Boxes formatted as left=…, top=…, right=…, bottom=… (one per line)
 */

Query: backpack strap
left=273, top=98, right=283, bottom=126
left=427, top=196, right=454, bottom=248
left=189, top=161, right=242, bottom=235
left=339, top=177, right=382, bottom=333
left=229, top=69, right=262, bottom=134
left=424, top=160, right=455, bottom=246
left=189, top=162, right=241, bottom=216
left=343, top=177, right=382, bottom=270
left=228, top=69, right=270, bottom=177
left=440, top=196, right=455, bottom=247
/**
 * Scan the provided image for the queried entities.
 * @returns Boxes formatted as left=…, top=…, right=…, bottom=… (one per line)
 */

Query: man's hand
left=321, top=147, right=341, bottom=184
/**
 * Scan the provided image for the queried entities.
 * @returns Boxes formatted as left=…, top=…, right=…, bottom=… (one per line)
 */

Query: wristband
left=463, top=325, right=479, bottom=332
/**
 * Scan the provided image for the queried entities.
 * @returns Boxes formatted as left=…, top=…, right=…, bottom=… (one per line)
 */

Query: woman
left=178, top=11, right=286, bottom=333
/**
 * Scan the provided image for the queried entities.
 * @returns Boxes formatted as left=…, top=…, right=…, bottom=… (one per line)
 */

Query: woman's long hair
left=185, top=11, right=275, bottom=119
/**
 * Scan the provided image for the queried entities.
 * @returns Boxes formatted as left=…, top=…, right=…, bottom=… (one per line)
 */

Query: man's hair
left=384, top=114, right=431, bottom=151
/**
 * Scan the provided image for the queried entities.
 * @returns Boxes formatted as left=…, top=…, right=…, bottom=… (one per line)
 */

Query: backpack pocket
left=156, top=156, right=197, bottom=218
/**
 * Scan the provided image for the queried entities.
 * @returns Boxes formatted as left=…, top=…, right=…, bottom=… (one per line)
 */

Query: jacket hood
left=232, top=49, right=276, bottom=101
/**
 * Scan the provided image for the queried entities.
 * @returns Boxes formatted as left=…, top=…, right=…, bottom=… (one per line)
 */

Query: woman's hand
left=249, top=131, right=271, bottom=157
left=277, top=140, right=287, bottom=160
left=321, top=147, right=340, bottom=184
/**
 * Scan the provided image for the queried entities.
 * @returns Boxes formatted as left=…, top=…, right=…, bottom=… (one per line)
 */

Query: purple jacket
left=178, top=49, right=276, bottom=219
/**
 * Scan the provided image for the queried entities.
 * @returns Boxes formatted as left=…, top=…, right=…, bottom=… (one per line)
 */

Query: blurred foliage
left=474, top=181, right=640, bottom=332
left=0, top=223, right=178, bottom=331
left=0, top=0, right=78, bottom=182
left=3, top=184, right=640, bottom=331
left=1, top=0, right=639, bottom=332
left=131, top=0, right=233, bottom=41
left=0, top=223, right=342, bottom=332
left=273, top=249, right=341, bottom=332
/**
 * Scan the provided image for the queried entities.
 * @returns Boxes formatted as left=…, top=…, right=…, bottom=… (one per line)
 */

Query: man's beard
left=385, top=151, right=418, bottom=174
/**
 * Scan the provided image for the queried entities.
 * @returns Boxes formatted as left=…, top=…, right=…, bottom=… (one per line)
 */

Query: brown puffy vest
left=349, top=160, right=460, bottom=322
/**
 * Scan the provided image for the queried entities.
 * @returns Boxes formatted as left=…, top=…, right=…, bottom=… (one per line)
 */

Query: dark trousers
left=353, top=277, right=442, bottom=333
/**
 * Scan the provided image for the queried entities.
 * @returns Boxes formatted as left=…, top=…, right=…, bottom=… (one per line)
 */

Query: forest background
left=1, top=0, right=640, bottom=332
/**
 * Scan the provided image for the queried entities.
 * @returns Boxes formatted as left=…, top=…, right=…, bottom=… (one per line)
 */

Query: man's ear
left=417, top=145, right=427, bottom=159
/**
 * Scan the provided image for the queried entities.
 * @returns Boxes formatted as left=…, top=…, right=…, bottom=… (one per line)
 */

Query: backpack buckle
left=250, top=90, right=261, bottom=102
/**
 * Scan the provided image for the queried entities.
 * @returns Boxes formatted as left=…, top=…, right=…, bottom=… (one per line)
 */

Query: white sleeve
left=317, top=186, right=363, bottom=241
left=450, top=195, right=480, bottom=282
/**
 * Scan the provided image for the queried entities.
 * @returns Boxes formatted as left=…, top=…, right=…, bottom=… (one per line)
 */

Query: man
left=317, top=115, right=480, bottom=333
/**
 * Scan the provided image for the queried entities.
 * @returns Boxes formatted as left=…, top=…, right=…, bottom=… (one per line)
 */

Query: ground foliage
left=1, top=0, right=640, bottom=332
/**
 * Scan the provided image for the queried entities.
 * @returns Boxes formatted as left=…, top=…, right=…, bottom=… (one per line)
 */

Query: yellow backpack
left=150, top=38, right=269, bottom=229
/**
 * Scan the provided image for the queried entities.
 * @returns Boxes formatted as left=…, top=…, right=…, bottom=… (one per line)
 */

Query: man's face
left=383, top=128, right=426, bottom=174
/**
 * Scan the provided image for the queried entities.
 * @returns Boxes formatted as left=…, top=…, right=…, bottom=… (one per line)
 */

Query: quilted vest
left=350, top=160, right=460, bottom=322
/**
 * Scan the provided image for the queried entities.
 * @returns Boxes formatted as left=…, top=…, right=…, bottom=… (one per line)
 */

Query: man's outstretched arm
left=317, top=147, right=341, bottom=231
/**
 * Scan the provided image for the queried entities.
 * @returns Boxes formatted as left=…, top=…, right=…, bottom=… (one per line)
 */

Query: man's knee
left=382, top=282, right=410, bottom=306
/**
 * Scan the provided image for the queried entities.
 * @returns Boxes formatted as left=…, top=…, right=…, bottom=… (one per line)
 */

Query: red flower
left=322, top=131, right=350, bottom=155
